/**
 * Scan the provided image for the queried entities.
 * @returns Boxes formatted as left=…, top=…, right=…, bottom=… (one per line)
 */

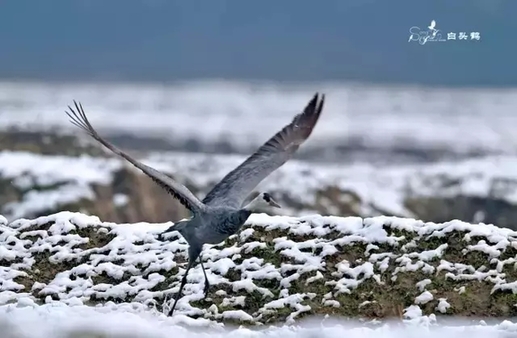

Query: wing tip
left=289, top=92, right=325, bottom=141
left=316, top=92, right=325, bottom=115
left=307, top=92, right=320, bottom=109
left=307, top=92, right=325, bottom=112
left=301, top=91, right=325, bottom=123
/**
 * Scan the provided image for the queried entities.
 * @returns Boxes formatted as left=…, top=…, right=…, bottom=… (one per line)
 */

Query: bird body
left=65, top=92, right=325, bottom=316
left=168, top=207, right=252, bottom=246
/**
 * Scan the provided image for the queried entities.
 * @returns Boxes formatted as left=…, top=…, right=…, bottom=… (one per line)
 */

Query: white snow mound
left=1, top=211, right=517, bottom=327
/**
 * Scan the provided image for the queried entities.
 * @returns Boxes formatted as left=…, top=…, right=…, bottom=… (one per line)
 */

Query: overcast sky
left=0, top=0, right=515, bottom=86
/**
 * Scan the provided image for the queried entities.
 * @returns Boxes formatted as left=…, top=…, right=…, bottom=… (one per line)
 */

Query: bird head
left=260, top=192, right=281, bottom=208
left=244, top=192, right=282, bottom=211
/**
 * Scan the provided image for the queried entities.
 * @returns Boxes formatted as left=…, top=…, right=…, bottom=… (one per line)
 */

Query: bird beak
left=270, top=199, right=281, bottom=208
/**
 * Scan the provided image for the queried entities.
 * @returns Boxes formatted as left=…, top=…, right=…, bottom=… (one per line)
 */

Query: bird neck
left=242, top=196, right=263, bottom=212
left=235, top=209, right=253, bottom=225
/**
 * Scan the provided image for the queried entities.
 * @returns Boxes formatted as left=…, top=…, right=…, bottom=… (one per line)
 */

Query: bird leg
left=167, top=259, right=194, bottom=316
left=167, top=246, right=202, bottom=316
left=199, top=257, right=210, bottom=298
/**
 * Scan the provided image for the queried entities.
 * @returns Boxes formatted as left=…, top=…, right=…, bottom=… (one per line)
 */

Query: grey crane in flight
left=65, top=92, right=325, bottom=316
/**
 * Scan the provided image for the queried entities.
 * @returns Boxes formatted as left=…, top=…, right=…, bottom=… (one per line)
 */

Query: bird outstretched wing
left=65, top=101, right=205, bottom=213
left=202, top=92, right=325, bottom=209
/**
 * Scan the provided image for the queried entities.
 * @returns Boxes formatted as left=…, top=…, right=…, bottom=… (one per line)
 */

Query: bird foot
left=162, top=293, right=174, bottom=316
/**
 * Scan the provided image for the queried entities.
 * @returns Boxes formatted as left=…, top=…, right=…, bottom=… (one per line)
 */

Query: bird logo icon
left=428, top=20, right=438, bottom=38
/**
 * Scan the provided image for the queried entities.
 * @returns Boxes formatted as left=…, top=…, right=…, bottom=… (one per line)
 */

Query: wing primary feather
left=65, top=101, right=205, bottom=213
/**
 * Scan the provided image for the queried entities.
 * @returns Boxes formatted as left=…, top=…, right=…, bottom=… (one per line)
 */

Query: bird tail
left=157, top=221, right=187, bottom=241
left=164, top=224, right=177, bottom=233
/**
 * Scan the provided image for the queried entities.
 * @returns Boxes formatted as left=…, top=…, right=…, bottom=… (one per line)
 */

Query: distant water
left=1, top=80, right=517, bottom=165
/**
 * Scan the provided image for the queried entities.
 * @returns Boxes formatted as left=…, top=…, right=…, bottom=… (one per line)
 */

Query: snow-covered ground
left=2, top=211, right=517, bottom=337
left=1, top=306, right=516, bottom=338
left=2, top=80, right=517, bottom=162
left=0, top=151, right=123, bottom=219
left=3, top=149, right=517, bottom=222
